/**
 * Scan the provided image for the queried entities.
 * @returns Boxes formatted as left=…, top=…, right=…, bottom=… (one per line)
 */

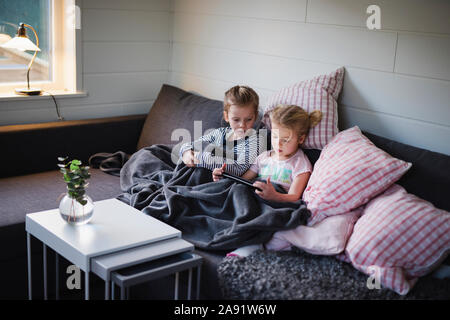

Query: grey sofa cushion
left=137, top=84, right=225, bottom=150
left=0, top=168, right=122, bottom=268
left=0, top=168, right=122, bottom=228
left=363, top=132, right=450, bottom=212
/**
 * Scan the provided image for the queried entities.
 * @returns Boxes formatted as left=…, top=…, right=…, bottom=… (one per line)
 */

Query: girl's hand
left=182, top=150, right=197, bottom=167
left=253, top=177, right=280, bottom=201
left=212, top=164, right=226, bottom=181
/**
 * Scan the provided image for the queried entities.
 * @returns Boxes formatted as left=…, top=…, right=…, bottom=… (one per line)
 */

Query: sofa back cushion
left=363, top=132, right=450, bottom=212
left=301, top=130, right=450, bottom=213
left=137, top=84, right=224, bottom=150
left=0, top=115, right=145, bottom=178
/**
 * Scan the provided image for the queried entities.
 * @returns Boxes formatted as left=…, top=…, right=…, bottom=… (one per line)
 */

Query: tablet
left=222, top=172, right=263, bottom=192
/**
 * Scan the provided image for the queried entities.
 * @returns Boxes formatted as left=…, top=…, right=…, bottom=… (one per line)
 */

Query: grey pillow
left=137, top=84, right=225, bottom=150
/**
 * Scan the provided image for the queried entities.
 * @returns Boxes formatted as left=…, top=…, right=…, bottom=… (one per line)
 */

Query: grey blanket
left=118, top=144, right=310, bottom=251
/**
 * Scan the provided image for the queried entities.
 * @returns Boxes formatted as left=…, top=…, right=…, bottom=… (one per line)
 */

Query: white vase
left=59, top=194, right=94, bottom=225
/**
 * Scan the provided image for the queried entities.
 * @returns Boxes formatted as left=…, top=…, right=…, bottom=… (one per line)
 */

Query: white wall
left=0, top=0, right=171, bottom=124
left=169, top=0, right=450, bottom=155
left=1, top=0, right=449, bottom=156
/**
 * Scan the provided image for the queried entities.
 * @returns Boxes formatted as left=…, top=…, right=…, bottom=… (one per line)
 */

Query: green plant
left=58, top=157, right=91, bottom=205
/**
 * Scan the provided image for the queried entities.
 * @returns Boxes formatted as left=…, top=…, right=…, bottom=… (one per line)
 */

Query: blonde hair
left=224, top=85, right=259, bottom=117
left=269, top=104, right=322, bottom=138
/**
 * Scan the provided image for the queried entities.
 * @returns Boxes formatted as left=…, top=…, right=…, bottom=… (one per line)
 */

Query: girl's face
left=224, top=104, right=257, bottom=139
left=271, top=121, right=305, bottom=160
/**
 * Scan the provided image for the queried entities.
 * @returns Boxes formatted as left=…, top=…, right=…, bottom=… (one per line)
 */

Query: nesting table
left=25, top=198, right=202, bottom=300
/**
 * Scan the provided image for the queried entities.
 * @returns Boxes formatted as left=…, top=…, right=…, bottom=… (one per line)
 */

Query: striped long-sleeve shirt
left=179, top=127, right=265, bottom=176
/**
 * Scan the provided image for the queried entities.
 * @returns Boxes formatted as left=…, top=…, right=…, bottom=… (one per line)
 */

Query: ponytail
left=308, top=110, right=322, bottom=128
left=270, top=105, right=322, bottom=138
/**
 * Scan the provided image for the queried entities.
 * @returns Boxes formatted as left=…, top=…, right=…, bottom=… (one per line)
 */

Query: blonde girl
left=213, top=104, right=322, bottom=257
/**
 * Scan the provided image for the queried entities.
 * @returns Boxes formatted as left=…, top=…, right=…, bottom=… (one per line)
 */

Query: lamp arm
left=23, top=24, right=40, bottom=90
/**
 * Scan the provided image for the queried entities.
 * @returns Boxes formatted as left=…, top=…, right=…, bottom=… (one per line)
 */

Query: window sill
left=0, top=90, right=88, bottom=102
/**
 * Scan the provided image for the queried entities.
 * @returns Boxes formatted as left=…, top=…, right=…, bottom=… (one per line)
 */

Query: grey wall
left=0, top=0, right=171, bottom=124
left=169, top=0, right=450, bottom=155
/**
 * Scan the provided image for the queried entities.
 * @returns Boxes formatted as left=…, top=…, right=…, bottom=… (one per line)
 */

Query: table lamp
left=1, top=23, right=42, bottom=95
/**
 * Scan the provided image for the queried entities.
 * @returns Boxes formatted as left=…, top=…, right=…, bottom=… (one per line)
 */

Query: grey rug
left=217, top=249, right=450, bottom=300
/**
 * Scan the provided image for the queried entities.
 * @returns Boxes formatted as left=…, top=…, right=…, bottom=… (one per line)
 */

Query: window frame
left=0, top=0, right=83, bottom=98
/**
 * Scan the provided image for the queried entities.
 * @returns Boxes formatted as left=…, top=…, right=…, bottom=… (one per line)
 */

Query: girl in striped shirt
left=180, top=85, right=264, bottom=176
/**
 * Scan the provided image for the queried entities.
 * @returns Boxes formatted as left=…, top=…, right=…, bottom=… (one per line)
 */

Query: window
left=0, top=0, right=51, bottom=83
left=0, top=0, right=79, bottom=95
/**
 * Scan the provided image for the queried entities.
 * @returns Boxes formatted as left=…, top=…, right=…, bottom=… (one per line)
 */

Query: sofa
left=0, top=84, right=449, bottom=300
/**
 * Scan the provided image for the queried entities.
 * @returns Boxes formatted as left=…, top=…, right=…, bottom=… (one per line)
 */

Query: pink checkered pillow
left=303, top=126, right=412, bottom=226
left=344, top=184, right=450, bottom=295
left=262, top=67, right=344, bottom=149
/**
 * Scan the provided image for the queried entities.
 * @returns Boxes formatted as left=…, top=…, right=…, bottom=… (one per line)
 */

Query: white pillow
left=265, top=208, right=362, bottom=255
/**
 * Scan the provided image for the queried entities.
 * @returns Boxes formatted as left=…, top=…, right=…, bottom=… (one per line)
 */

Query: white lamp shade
left=0, top=33, right=12, bottom=45
left=1, top=36, right=40, bottom=52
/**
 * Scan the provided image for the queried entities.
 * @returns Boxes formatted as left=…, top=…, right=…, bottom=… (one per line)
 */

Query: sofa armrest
left=0, top=114, right=146, bottom=178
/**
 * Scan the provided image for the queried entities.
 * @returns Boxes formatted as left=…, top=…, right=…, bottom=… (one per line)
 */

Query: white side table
left=26, top=198, right=181, bottom=300
left=92, top=238, right=202, bottom=300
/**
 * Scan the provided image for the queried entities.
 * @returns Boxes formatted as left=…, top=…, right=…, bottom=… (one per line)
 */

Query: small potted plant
left=58, top=157, right=94, bottom=225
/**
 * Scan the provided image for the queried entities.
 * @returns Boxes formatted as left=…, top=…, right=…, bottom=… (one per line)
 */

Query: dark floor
left=4, top=248, right=202, bottom=301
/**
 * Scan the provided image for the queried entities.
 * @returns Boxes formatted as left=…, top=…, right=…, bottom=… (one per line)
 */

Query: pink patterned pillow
left=303, top=126, right=412, bottom=226
left=262, top=67, right=345, bottom=149
left=344, top=184, right=450, bottom=295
